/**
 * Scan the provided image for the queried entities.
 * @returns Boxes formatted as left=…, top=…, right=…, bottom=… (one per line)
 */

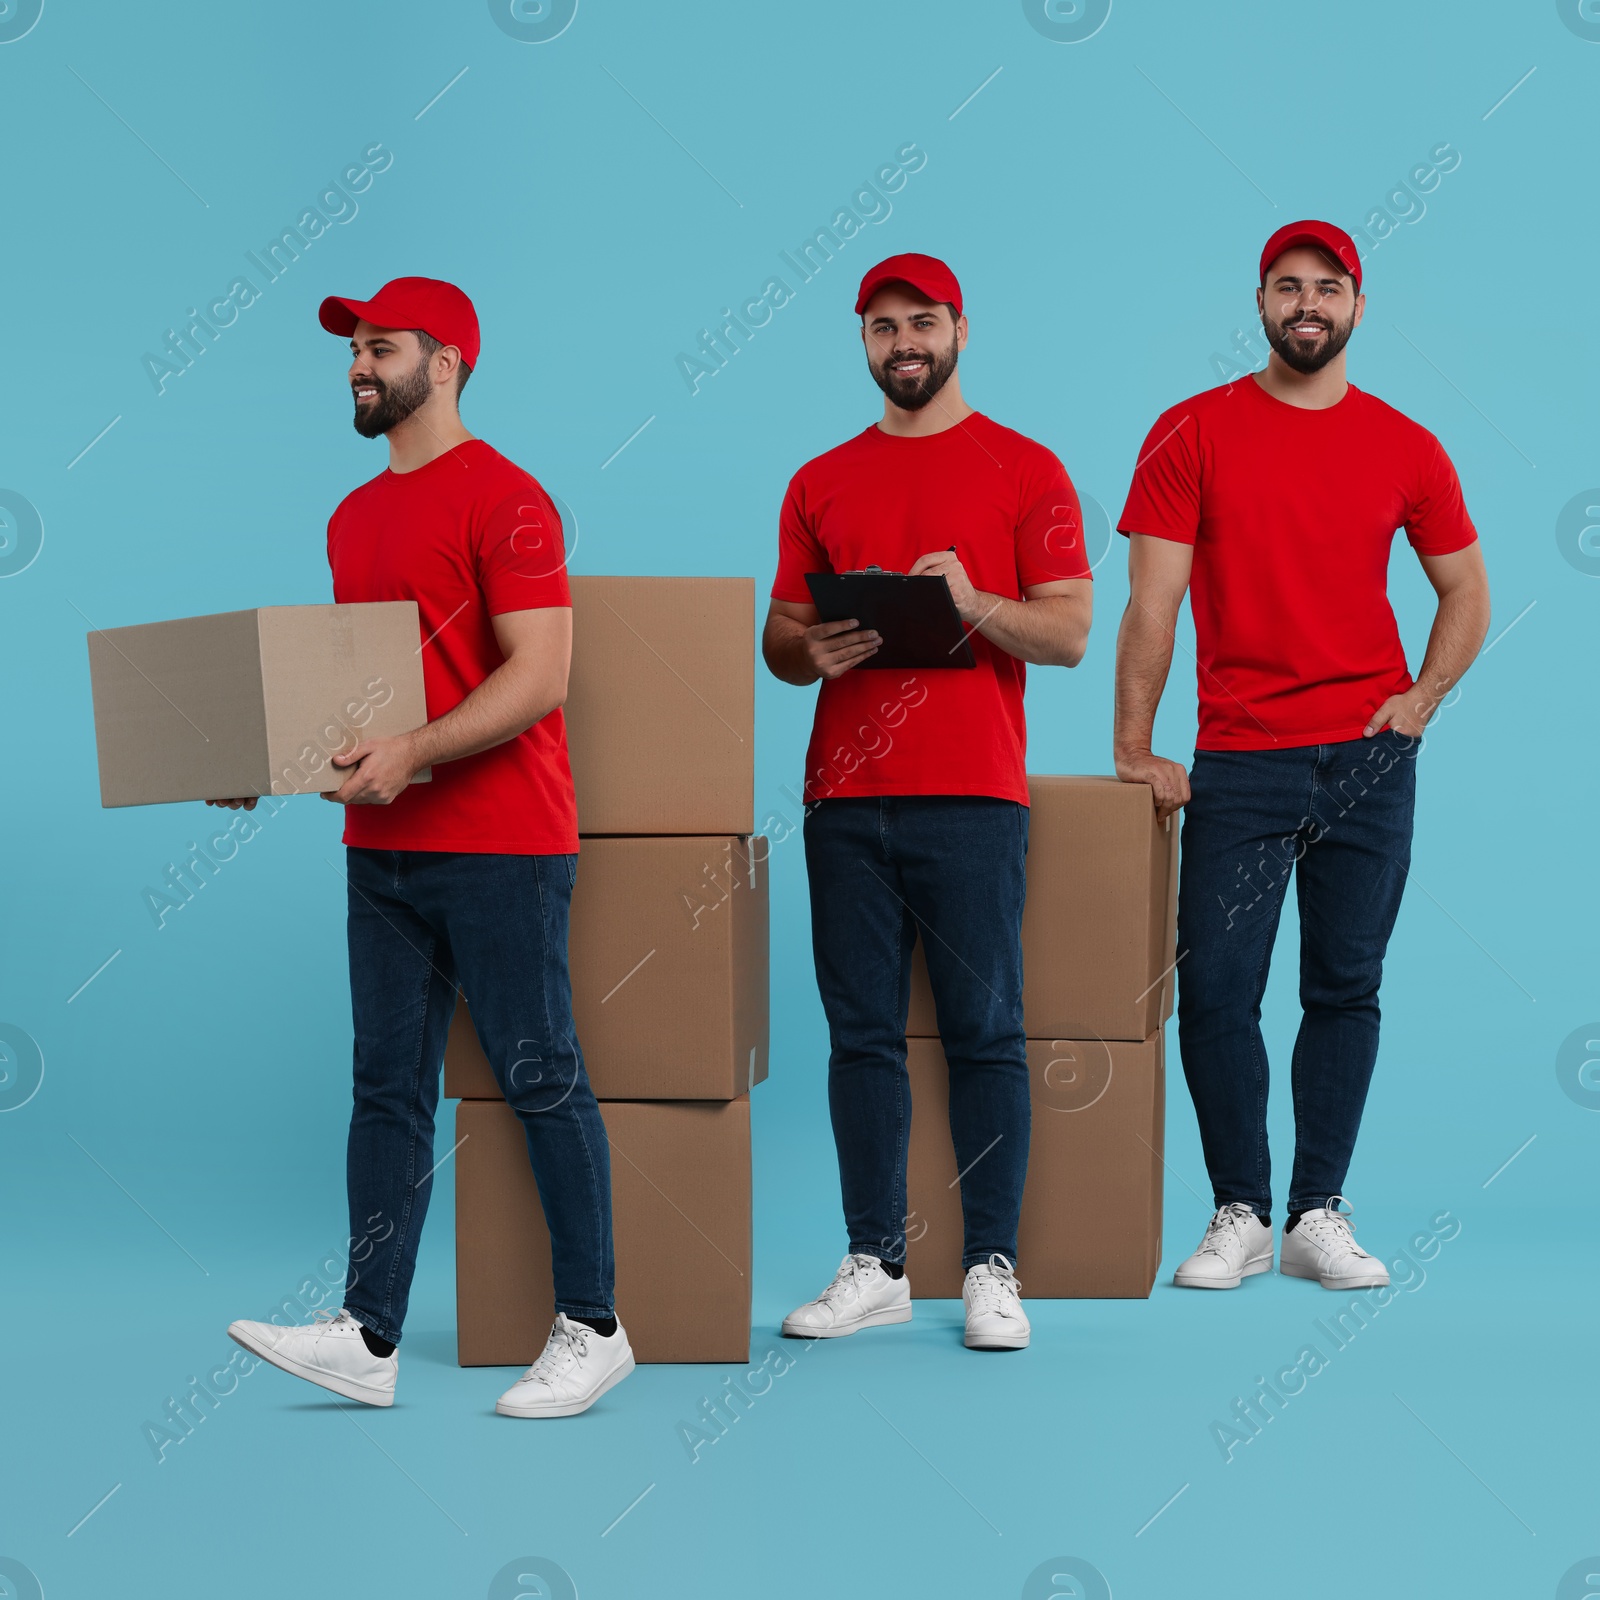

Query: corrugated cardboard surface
left=566, top=576, right=754, bottom=834
left=257, top=604, right=430, bottom=794
left=445, top=836, right=769, bottom=1100
left=455, top=1096, right=752, bottom=1365
left=903, top=1030, right=1165, bottom=1298
left=908, top=775, right=1178, bottom=1042
left=88, top=602, right=428, bottom=806
left=89, top=610, right=270, bottom=806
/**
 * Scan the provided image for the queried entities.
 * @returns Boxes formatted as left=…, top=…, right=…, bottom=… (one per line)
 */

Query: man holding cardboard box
left=1114, top=223, right=1490, bottom=1291
left=765, top=254, right=1093, bottom=1350
left=223, top=277, right=631, bottom=1417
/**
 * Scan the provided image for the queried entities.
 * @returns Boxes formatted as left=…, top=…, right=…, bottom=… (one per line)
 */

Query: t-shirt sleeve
left=1015, top=448, right=1092, bottom=586
left=1118, top=408, right=1202, bottom=545
left=476, top=483, right=573, bottom=613
left=771, top=470, right=828, bottom=604
left=1403, top=435, right=1478, bottom=556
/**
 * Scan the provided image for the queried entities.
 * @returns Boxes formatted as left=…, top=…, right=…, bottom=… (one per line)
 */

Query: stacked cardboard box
left=450, top=577, right=764, bottom=1365
left=903, top=776, right=1178, bottom=1299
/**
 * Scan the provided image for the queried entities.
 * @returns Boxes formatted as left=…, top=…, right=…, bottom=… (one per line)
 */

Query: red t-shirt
left=1118, top=378, right=1478, bottom=750
left=772, top=413, right=1090, bottom=804
left=327, top=438, right=579, bottom=855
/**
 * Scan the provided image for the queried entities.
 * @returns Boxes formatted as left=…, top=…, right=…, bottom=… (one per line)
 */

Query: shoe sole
left=964, top=1330, right=1029, bottom=1350
left=781, top=1303, right=913, bottom=1339
left=227, top=1324, right=394, bottom=1408
left=496, top=1351, right=636, bottom=1418
left=1280, top=1260, right=1390, bottom=1290
left=1173, top=1254, right=1274, bottom=1291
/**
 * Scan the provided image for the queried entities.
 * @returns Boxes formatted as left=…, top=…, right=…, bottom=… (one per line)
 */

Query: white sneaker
left=1173, top=1203, right=1274, bottom=1289
left=227, top=1307, right=397, bottom=1407
left=1279, top=1198, right=1389, bottom=1289
left=495, top=1314, right=635, bottom=1418
left=963, top=1255, right=1029, bottom=1350
left=781, top=1253, right=912, bottom=1339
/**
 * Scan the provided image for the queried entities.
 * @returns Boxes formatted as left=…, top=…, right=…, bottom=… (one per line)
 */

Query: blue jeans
left=342, top=847, right=614, bottom=1343
left=804, top=796, right=1030, bottom=1270
left=1176, top=733, right=1419, bottom=1220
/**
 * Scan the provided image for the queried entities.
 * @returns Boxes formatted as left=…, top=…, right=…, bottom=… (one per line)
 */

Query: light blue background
left=2, top=2, right=1595, bottom=1595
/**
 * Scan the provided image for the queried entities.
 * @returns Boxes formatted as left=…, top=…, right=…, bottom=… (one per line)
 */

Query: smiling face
left=1257, top=245, right=1364, bottom=375
left=860, top=285, right=966, bottom=411
left=347, top=323, right=439, bottom=438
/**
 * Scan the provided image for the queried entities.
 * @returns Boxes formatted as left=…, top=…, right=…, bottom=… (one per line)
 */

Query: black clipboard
left=804, top=568, right=976, bottom=670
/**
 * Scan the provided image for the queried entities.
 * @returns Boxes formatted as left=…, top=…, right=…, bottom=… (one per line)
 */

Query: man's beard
left=1262, top=308, right=1356, bottom=375
left=352, top=355, right=433, bottom=438
left=868, top=337, right=960, bottom=411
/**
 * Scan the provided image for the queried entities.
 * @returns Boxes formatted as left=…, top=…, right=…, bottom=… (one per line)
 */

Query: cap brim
left=318, top=295, right=394, bottom=337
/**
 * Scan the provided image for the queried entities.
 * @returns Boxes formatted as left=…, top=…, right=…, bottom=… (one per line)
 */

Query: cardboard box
left=455, top=1096, right=752, bottom=1365
left=566, top=576, right=753, bottom=835
left=87, top=603, right=429, bottom=807
left=903, top=1029, right=1165, bottom=1298
left=907, top=776, right=1177, bottom=1043
left=444, top=835, right=769, bottom=1101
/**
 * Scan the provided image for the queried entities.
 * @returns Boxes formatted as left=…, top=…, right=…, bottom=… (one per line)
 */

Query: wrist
left=959, top=589, right=998, bottom=626
left=398, top=727, right=429, bottom=771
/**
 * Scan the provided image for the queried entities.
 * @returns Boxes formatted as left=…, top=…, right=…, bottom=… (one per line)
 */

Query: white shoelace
left=1197, top=1203, right=1259, bottom=1257
left=522, top=1317, right=589, bottom=1386
left=966, top=1256, right=1021, bottom=1318
left=1298, top=1198, right=1369, bottom=1260
left=817, top=1255, right=880, bottom=1307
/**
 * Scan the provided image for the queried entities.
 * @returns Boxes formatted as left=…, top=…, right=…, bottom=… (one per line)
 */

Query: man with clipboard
left=763, top=254, right=1093, bottom=1351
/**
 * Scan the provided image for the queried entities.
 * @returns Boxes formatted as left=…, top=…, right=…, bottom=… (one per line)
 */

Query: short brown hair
left=414, top=329, right=472, bottom=397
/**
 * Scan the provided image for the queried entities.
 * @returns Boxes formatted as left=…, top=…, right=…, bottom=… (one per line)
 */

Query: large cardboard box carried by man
left=86, top=602, right=429, bottom=806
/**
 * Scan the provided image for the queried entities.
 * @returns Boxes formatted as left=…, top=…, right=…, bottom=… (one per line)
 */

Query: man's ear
left=954, top=312, right=969, bottom=351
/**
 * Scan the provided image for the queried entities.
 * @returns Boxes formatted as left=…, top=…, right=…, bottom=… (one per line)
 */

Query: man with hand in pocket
left=1113, top=222, right=1490, bottom=1293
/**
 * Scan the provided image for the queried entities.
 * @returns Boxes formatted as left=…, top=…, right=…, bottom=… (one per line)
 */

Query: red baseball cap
left=318, top=276, right=481, bottom=369
left=1259, top=221, right=1362, bottom=292
left=855, top=253, right=963, bottom=317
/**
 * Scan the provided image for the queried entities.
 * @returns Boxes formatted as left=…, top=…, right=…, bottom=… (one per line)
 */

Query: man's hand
left=1114, top=747, right=1190, bottom=822
left=1363, top=685, right=1439, bottom=739
left=323, top=732, right=422, bottom=806
left=205, top=797, right=258, bottom=811
left=908, top=549, right=983, bottom=622
left=803, top=617, right=880, bottom=679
